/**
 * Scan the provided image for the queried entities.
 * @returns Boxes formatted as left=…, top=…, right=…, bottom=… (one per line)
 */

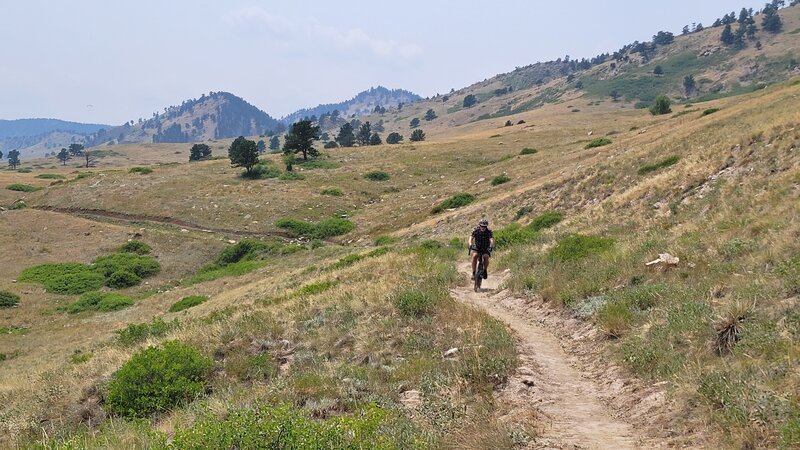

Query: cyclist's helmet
left=479, top=218, right=489, bottom=227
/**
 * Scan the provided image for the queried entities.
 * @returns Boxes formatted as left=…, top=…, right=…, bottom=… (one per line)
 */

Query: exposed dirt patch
left=451, top=262, right=699, bottom=449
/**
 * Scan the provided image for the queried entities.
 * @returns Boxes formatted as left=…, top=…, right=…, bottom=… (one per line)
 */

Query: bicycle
left=470, top=247, right=490, bottom=292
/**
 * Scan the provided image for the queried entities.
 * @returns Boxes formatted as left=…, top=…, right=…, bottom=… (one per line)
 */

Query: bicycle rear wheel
left=474, top=259, right=483, bottom=292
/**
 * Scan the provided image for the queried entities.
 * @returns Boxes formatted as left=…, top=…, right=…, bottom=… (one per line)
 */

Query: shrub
left=216, top=240, right=269, bottom=265
left=116, top=318, right=179, bottom=347
left=0, top=291, right=20, bottom=308
left=320, top=187, right=343, bottom=196
left=275, top=218, right=317, bottom=237
left=34, top=173, right=65, bottom=179
left=374, top=235, right=398, bottom=246
left=364, top=170, right=390, bottom=181
left=296, top=281, right=338, bottom=297
left=186, top=260, right=266, bottom=285
left=392, top=288, right=437, bottom=317
left=107, top=270, right=142, bottom=288
left=649, top=95, right=672, bottom=115
left=530, top=210, right=563, bottom=231
left=494, top=223, right=538, bottom=250
left=128, top=167, right=152, bottom=174
left=491, top=174, right=510, bottom=186
left=323, top=141, right=338, bottom=149
left=18, top=263, right=105, bottom=294
left=92, top=253, right=160, bottom=280
left=106, top=341, right=212, bottom=417
left=638, top=155, right=680, bottom=175
left=520, top=147, right=538, bottom=155
left=597, top=301, right=634, bottom=338
left=548, top=234, right=615, bottom=262
left=701, top=108, right=720, bottom=116
left=461, top=317, right=517, bottom=386
left=118, top=240, right=152, bottom=255
left=170, top=295, right=208, bottom=312
left=64, top=291, right=134, bottom=314
left=242, top=163, right=281, bottom=179
left=431, top=192, right=475, bottom=213
left=278, top=171, right=305, bottom=181
left=514, top=206, right=533, bottom=220
left=584, top=138, right=612, bottom=149
left=315, top=218, right=355, bottom=238
left=6, top=183, right=41, bottom=192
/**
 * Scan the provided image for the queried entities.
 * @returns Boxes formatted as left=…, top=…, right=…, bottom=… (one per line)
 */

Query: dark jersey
left=471, top=226, right=493, bottom=251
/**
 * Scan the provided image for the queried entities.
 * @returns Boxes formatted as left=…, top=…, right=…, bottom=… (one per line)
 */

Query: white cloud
left=222, top=7, right=420, bottom=60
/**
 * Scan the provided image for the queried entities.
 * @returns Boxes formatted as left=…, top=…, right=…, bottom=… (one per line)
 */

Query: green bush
left=169, top=404, right=416, bottom=449
left=701, top=108, right=720, bottom=116
left=315, top=218, right=355, bottom=238
left=275, top=217, right=354, bottom=239
left=780, top=417, right=800, bottom=450
left=0, top=291, right=20, bottom=308
left=242, top=164, right=281, bottom=179
left=638, top=155, right=680, bottom=175
left=296, top=281, right=338, bottom=297
left=170, top=295, right=209, bottom=312
left=491, top=174, right=510, bottom=186
left=584, top=138, right=612, bottom=149
left=392, top=288, right=437, bottom=317
left=107, top=270, right=142, bottom=288
left=106, top=341, right=212, bottom=417
left=34, top=173, right=65, bottom=180
left=520, top=147, right=538, bottom=155
left=364, top=170, right=390, bottom=181
left=529, top=210, right=563, bottom=231
left=64, top=292, right=134, bottom=314
left=494, top=223, right=539, bottom=250
left=186, top=260, right=266, bottom=285
left=119, top=240, right=152, bottom=255
left=18, top=263, right=105, bottom=294
left=6, top=183, right=41, bottom=192
left=431, top=192, right=475, bottom=213
left=278, top=171, right=305, bottom=181
left=461, top=317, right=517, bottom=386
left=649, top=95, right=672, bottom=115
left=116, top=317, right=179, bottom=347
left=321, top=187, right=343, bottom=196
left=128, top=167, right=153, bottom=174
left=374, top=235, right=398, bottom=246
left=548, top=234, right=615, bottom=262
left=597, top=301, right=634, bottom=338
left=514, top=206, right=533, bottom=220
left=216, top=240, right=270, bottom=265
left=93, top=253, right=160, bottom=280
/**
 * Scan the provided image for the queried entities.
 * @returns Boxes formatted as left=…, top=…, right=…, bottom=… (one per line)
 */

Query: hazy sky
left=0, top=1, right=762, bottom=124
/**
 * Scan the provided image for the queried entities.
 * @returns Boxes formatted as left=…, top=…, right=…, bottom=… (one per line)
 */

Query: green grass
left=278, top=171, right=305, bottom=181
left=116, top=317, right=180, bottom=347
left=34, top=173, right=65, bottom=180
left=494, top=224, right=539, bottom=250
left=520, top=148, right=538, bottom=155
left=295, top=281, right=338, bottom=297
left=320, top=187, right=343, bottom=196
left=374, top=235, right=399, bottom=246
left=6, top=183, right=42, bottom=192
left=548, top=234, right=615, bottom=262
left=584, top=138, right=612, bottom=149
left=63, top=291, right=134, bottom=314
left=129, top=167, right=153, bottom=174
left=18, top=263, right=105, bottom=295
left=638, top=155, right=680, bottom=175
left=295, top=159, right=341, bottom=170
left=701, top=108, right=720, bottom=116
left=0, top=290, right=20, bottom=308
left=364, top=170, right=390, bottom=181
left=118, top=240, right=152, bottom=255
left=529, top=210, right=563, bottom=231
left=185, top=260, right=266, bottom=285
left=431, top=193, right=475, bottom=214
left=170, top=295, right=209, bottom=312
left=391, top=287, right=438, bottom=317
left=328, top=247, right=390, bottom=270
left=275, top=217, right=354, bottom=239
left=491, top=174, right=510, bottom=186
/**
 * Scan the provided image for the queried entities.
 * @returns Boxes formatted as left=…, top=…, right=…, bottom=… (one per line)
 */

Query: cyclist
left=469, top=218, right=494, bottom=280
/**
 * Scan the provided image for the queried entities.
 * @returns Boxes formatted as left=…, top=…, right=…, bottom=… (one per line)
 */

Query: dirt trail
left=452, top=262, right=660, bottom=450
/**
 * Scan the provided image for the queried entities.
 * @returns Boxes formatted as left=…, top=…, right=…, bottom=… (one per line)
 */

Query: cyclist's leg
left=482, top=253, right=490, bottom=278
left=471, top=250, right=479, bottom=278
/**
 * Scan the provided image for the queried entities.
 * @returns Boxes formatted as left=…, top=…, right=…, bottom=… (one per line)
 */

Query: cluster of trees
left=333, top=121, right=385, bottom=147
left=189, top=144, right=212, bottom=161
left=715, top=1, right=786, bottom=46
left=7, top=149, right=20, bottom=169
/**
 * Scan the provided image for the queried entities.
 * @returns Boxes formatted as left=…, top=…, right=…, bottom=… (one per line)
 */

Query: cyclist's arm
left=468, top=235, right=474, bottom=248
left=489, top=237, right=495, bottom=249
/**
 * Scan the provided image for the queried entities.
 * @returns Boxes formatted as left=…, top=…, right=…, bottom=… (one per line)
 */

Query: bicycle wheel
left=474, top=259, right=483, bottom=292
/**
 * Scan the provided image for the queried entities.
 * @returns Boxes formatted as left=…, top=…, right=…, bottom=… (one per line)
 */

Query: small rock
left=521, top=377, right=536, bottom=387
left=180, top=229, right=189, bottom=233
left=228, top=240, right=236, bottom=244
left=588, top=131, right=594, bottom=136
left=443, top=347, right=459, bottom=358
left=474, top=178, right=485, bottom=184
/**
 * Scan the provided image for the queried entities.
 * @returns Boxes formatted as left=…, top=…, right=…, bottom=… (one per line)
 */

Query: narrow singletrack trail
left=452, top=262, right=659, bottom=450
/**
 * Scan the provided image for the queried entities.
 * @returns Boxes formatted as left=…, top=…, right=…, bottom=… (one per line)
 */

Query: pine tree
left=386, top=132, right=403, bottom=144
left=8, top=149, right=20, bottom=169
left=269, top=135, right=280, bottom=150
left=228, top=136, right=259, bottom=173
left=683, top=75, right=696, bottom=97
left=256, top=140, right=266, bottom=153
left=462, top=94, right=477, bottom=108
left=762, top=4, right=783, bottom=33
left=68, top=143, right=84, bottom=156
left=357, top=122, right=372, bottom=146
left=410, top=129, right=425, bottom=142
left=369, top=133, right=382, bottom=146
left=424, top=109, right=437, bottom=121
left=57, top=148, right=71, bottom=165
left=189, top=144, right=212, bottom=161
left=336, top=123, right=355, bottom=147
left=283, top=120, right=320, bottom=160
left=410, top=117, right=420, bottom=128
left=721, top=24, right=735, bottom=45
